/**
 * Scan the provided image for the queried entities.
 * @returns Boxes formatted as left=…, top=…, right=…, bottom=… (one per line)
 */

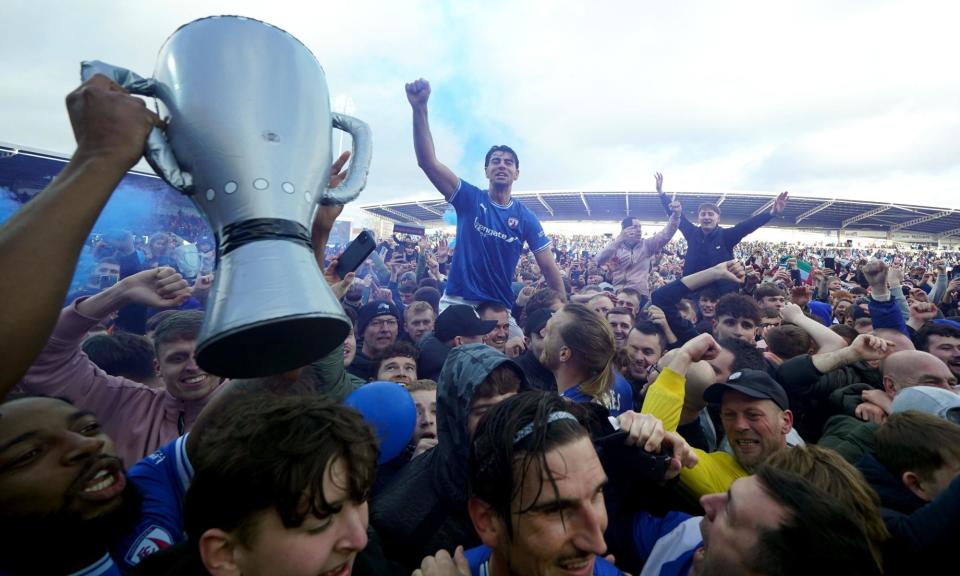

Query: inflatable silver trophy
left=82, top=16, right=372, bottom=377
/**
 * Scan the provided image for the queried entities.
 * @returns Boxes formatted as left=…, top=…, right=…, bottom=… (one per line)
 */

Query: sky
left=3, top=0, right=960, bottom=228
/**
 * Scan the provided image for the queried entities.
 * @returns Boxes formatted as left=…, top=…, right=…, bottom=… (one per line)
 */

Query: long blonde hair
left=558, top=303, right=617, bottom=408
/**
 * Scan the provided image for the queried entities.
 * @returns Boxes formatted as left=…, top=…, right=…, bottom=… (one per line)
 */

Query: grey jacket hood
left=434, top=343, right=528, bottom=502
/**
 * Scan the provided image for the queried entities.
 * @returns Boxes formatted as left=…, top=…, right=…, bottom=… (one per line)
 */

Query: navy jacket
left=659, top=194, right=774, bottom=294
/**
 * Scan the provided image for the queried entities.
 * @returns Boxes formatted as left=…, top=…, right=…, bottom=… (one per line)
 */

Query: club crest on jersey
left=507, top=217, right=519, bottom=229
left=125, top=525, right=174, bottom=565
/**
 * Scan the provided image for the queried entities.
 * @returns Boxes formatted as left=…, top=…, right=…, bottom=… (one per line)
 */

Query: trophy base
left=194, top=239, right=351, bottom=378
left=196, top=313, right=349, bottom=378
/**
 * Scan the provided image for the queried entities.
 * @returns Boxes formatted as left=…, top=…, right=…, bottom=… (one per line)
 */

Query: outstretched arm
left=656, top=172, right=696, bottom=238
left=406, top=79, right=459, bottom=201
left=533, top=247, right=568, bottom=302
left=780, top=302, right=847, bottom=354
left=726, top=191, right=788, bottom=245
left=651, top=260, right=746, bottom=346
left=0, top=75, right=161, bottom=397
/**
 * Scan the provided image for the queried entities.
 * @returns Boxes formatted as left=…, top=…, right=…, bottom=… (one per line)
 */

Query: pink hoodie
left=17, top=302, right=220, bottom=468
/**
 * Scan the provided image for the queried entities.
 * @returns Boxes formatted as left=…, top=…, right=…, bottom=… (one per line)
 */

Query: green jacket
left=309, top=343, right=367, bottom=402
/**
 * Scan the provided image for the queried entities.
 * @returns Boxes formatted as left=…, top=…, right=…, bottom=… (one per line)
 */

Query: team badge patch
left=125, top=525, right=174, bottom=565
left=507, top=217, right=519, bottom=229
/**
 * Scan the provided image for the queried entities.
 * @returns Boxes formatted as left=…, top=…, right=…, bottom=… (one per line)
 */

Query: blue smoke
left=0, top=187, right=22, bottom=225
left=442, top=208, right=457, bottom=227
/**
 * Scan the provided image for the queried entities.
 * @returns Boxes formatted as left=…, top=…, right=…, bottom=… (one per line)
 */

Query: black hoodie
left=371, top=344, right=527, bottom=571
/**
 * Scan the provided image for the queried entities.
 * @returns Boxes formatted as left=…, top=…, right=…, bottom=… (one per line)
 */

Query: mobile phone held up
left=336, top=231, right=377, bottom=279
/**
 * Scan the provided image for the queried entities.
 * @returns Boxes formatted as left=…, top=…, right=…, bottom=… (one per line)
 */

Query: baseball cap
left=892, top=386, right=960, bottom=424
left=435, top=304, right=497, bottom=342
left=932, top=318, right=960, bottom=331
left=703, top=369, right=789, bottom=410
left=357, top=301, right=401, bottom=335
left=524, top=308, right=555, bottom=337
left=598, top=282, right=615, bottom=293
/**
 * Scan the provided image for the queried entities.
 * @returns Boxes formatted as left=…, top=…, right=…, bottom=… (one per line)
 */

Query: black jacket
left=514, top=348, right=557, bottom=392
left=371, top=344, right=527, bottom=571
left=659, top=193, right=774, bottom=294
left=858, top=453, right=960, bottom=575
left=416, top=333, right=451, bottom=381
left=347, top=350, right=378, bottom=382
left=775, top=354, right=882, bottom=443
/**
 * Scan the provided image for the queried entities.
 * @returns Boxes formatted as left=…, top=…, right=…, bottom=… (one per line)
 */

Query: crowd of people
left=1, top=75, right=960, bottom=576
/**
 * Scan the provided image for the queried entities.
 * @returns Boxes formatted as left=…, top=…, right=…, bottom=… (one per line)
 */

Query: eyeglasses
left=368, top=318, right=398, bottom=329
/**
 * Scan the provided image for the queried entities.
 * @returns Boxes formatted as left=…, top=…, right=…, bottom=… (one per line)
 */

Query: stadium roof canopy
left=362, top=190, right=960, bottom=239
left=3, top=142, right=957, bottom=240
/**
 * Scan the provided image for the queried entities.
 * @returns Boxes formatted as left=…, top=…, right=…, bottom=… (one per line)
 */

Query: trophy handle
left=80, top=60, right=195, bottom=195
left=322, top=113, right=372, bottom=205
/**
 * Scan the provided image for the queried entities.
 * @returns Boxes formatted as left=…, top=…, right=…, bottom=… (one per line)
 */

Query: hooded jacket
left=371, top=344, right=527, bottom=572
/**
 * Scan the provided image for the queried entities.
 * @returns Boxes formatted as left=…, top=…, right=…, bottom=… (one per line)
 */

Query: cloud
left=2, top=0, right=960, bottom=225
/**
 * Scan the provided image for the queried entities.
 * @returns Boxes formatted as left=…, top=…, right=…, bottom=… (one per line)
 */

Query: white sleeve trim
left=533, top=241, right=554, bottom=253
left=447, top=179, right=463, bottom=204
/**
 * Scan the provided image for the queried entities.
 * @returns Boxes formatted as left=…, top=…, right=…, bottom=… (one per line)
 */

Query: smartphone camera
left=99, top=274, right=119, bottom=289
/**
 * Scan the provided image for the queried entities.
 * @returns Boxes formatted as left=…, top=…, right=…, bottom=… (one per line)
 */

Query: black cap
left=524, top=308, right=554, bottom=337
left=435, top=305, right=498, bottom=342
left=357, top=301, right=401, bottom=335
left=703, top=369, right=789, bottom=410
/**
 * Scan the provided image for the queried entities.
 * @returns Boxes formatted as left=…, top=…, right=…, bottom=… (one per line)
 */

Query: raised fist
left=405, top=78, right=431, bottom=108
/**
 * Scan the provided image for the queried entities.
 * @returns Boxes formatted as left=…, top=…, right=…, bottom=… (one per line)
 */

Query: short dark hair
left=182, top=395, right=377, bottom=553
left=874, top=411, right=960, bottom=483
left=765, top=325, right=813, bottom=360
left=620, top=216, right=640, bottom=230
left=418, top=278, right=440, bottom=290
left=749, top=465, right=882, bottom=575
left=830, top=323, right=858, bottom=344
left=145, top=310, right=179, bottom=335
left=398, top=281, right=417, bottom=295
left=476, top=301, right=508, bottom=317
left=413, top=287, right=441, bottom=315
left=475, top=363, right=524, bottom=402
left=615, top=287, right=642, bottom=301
left=697, top=202, right=721, bottom=215
left=376, top=341, right=419, bottom=373
left=95, top=256, right=120, bottom=267
left=525, top=288, right=562, bottom=317
left=915, top=322, right=960, bottom=353
left=521, top=287, right=562, bottom=330
left=754, top=283, right=786, bottom=302
left=632, top=319, right=667, bottom=352
left=81, top=332, right=156, bottom=383
left=469, top=392, right=590, bottom=540
left=697, top=287, right=720, bottom=302
left=484, top=145, right=519, bottom=168
left=606, top=306, right=634, bottom=321
left=717, top=336, right=766, bottom=372
left=343, top=305, right=358, bottom=332
left=152, top=310, right=204, bottom=355
left=716, top=294, right=761, bottom=324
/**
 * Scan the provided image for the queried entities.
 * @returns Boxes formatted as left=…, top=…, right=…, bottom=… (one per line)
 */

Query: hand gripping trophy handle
left=326, top=113, right=372, bottom=204
left=79, top=16, right=374, bottom=378
left=80, top=60, right=372, bottom=206
left=80, top=60, right=195, bottom=194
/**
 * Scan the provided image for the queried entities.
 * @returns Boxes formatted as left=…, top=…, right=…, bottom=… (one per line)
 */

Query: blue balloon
left=345, top=381, right=416, bottom=464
